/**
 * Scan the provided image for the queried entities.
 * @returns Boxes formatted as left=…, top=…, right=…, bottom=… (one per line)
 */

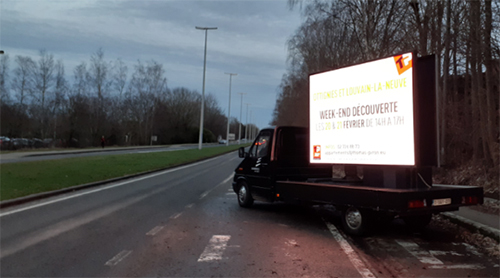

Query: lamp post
left=245, top=103, right=250, bottom=141
left=196, top=26, right=217, bottom=150
left=249, top=110, right=253, bottom=140
left=225, top=73, right=237, bottom=146
left=238, top=93, right=246, bottom=144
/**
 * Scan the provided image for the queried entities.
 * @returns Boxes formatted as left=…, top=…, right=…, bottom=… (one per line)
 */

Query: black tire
left=237, top=181, right=254, bottom=208
left=341, top=207, right=372, bottom=236
left=403, top=214, right=432, bottom=230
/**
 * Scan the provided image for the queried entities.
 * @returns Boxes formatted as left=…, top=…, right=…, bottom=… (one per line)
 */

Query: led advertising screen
left=309, top=53, right=415, bottom=165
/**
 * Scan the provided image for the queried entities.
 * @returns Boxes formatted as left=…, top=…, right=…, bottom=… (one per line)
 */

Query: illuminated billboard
left=309, top=53, right=415, bottom=165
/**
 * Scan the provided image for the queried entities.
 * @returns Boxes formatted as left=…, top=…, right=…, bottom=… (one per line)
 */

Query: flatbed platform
left=276, top=181, right=483, bottom=216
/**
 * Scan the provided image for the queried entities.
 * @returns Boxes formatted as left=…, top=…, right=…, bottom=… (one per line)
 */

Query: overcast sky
left=1, top=0, right=303, bottom=129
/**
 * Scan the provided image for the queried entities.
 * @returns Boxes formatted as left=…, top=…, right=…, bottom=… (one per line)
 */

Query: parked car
left=43, top=138, right=53, bottom=148
left=11, top=138, right=31, bottom=149
left=219, top=139, right=227, bottom=144
left=32, top=138, right=44, bottom=148
left=0, top=136, right=11, bottom=150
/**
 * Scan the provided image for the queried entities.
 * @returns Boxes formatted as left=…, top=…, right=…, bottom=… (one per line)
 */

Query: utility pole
left=238, top=93, right=246, bottom=144
left=195, top=26, right=217, bottom=150
left=245, top=103, right=250, bottom=141
left=249, top=110, right=253, bottom=140
left=225, top=73, right=237, bottom=146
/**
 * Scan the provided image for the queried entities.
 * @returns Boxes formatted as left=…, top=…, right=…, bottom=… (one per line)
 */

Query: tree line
left=0, top=49, right=257, bottom=148
left=272, top=0, right=499, bottom=171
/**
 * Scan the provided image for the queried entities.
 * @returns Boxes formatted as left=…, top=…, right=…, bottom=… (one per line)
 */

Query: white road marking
left=199, top=173, right=234, bottom=200
left=461, top=243, right=482, bottom=256
left=170, top=212, right=182, bottom=219
left=395, top=240, right=443, bottom=265
left=229, top=156, right=238, bottom=161
left=146, top=226, right=164, bottom=236
left=185, top=203, right=194, bottom=209
left=198, top=235, right=231, bottom=262
left=0, top=154, right=227, bottom=217
left=429, top=250, right=464, bottom=256
left=105, top=250, right=132, bottom=266
left=200, top=191, right=210, bottom=199
left=222, top=174, right=234, bottom=184
left=285, top=239, right=298, bottom=247
left=226, top=192, right=235, bottom=195
left=324, top=221, right=376, bottom=278
left=395, top=240, right=486, bottom=269
left=428, top=264, right=485, bottom=269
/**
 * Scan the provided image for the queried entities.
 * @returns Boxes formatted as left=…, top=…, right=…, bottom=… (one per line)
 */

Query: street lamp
left=238, top=93, right=246, bottom=144
left=249, top=110, right=253, bottom=140
left=196, top=26, right=217, bottom=150
left=245, top=103, right=250, bottom=141
left=225, top=73, right=237, bottom=146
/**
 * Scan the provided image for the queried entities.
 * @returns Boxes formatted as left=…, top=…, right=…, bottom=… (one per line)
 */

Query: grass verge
left=0, top=145, right=245, bottom=201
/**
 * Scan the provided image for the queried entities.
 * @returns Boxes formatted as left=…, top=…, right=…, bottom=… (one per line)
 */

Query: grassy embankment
left=1, top=145, right=245, bottom=201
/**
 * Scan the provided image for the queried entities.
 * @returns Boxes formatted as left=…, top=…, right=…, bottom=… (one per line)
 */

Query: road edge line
left=324, top=220, right=376, bottom=278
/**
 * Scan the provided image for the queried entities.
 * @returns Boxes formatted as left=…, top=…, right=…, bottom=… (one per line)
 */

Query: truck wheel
left=403, top=214, right=432, bottom=230
left=237, top=182, right=254, bottom=208
left=341, top=207, right=372, bottom=236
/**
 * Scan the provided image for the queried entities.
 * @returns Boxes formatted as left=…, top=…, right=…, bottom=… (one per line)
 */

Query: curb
left=23, top=144, right=205, bottom=157
left=0, top=149, right=239, bottom=209
left=441, top=212, right=500, bottom=242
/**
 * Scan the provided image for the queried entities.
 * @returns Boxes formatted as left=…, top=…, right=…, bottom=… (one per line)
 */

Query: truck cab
left=233, top=126, right=332, bottom=206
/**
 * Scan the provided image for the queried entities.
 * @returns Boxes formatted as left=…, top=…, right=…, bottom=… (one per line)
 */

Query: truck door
left=247, top=130, right=273, bottom=202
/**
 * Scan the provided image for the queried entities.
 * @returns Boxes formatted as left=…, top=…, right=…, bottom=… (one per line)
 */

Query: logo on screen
left=394, top=53, right=412, bottom=75
left=313, top=145, right=321, bottom=160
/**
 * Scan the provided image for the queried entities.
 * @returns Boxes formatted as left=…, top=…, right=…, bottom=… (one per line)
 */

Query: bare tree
left=112, top=58, right=128, bottom=98
left=72, top=62, right=88, bottom=96
left=482, top=0, right=499, bottom=166
left=85, top=49, right=114, bottom=143
left=125, top=60, right=167, bottom=144
left=30, top=50, right=55, bottom=138
left=0, top=54, right=10, bottom=105
left=12, top=56, right=34, bottom=107
left=50, top=60, right=68, bottom=140
left=10, top=55, right=36, bottom=138
left=87, top=48, right=111, bottom=100
left=204, top=93, right=227, bottom=138
left=30, top=50, right=55, bottom=109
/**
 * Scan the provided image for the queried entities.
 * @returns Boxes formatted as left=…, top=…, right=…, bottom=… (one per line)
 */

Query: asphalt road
left=0, top=152, right=498, bottom=277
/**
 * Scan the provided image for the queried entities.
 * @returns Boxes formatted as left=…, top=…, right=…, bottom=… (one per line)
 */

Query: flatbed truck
left=232, top=126, right=483, bottom=235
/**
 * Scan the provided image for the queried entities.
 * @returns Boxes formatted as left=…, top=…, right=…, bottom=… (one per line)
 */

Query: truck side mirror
left=238, top=147, right=246, bottom=158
